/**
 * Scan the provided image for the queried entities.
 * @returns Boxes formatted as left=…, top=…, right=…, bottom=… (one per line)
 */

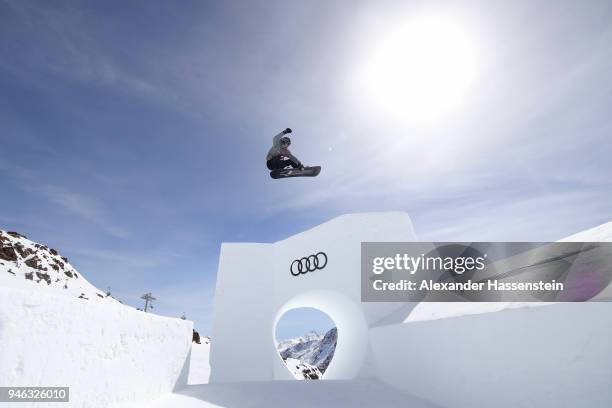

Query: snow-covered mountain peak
left=277, top=327, right=337, bottom=379
left=301, top=330, right=322, bottom=342
left=0, top=229, right=117, bottom=303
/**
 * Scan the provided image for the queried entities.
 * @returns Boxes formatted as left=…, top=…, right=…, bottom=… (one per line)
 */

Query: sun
left=361, top=17, right=478, bottom=123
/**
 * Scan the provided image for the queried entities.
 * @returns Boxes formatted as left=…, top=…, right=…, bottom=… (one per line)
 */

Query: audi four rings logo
left=290, top=252, right=328, bottom=276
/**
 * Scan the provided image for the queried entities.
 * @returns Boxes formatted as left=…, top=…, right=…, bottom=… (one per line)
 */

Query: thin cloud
left=415, top=189, right=612, bottom=242
left=1, top=1, right=166, bottom=108
left=68, top=248, right=170, bottom=270
left=22, top=183, right=129, bottom=239
left=1, top=162, right=129, bottom=239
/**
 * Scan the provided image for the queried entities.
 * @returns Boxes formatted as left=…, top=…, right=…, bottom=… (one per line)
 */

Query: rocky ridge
left=0, top=229, right=117, bottom=303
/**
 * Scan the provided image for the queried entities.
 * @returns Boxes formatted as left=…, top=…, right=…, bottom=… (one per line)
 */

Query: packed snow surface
left=148, top=379, right=438, bottom=408
left=188, top=339, right=211, bottom=385
left=0, top=286, right=192, bottom=408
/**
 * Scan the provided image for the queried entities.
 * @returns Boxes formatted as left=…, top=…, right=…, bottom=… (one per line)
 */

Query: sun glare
left=362, top=17, right=478, bottom=123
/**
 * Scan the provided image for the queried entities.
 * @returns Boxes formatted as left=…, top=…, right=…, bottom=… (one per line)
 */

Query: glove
left=284, top=128, right=292, bottom=134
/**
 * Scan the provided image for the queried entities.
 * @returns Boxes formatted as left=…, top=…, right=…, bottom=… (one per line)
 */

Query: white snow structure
left=0, top=287, right=193, bottom=408
left=211, top=212, right=612, bottom=408
left=210, top=212, right=418, bottom=382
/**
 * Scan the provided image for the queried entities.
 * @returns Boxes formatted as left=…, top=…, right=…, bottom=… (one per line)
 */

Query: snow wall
left=210, top=212, right=420, bottom=382
left=0, top=286, right=193, bottom=408
left=371, top=302, right=612, bottom=408
left=210, top=212, right=612, bottom=407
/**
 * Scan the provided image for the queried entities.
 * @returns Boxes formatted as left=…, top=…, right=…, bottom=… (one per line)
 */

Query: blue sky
left=276, top=308, right=335, bottom=342
left=1, top=0, right=611, bottom=337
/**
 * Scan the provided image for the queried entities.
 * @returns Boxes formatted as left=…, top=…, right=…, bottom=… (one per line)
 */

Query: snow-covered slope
left=312, top=328, right=337, bottom=373
left=560, top=220, right=612, bottom=242
left=277, top=331, right=322, bottom=364
left=405, top=219, right=612, bottom=323
left=277, top=328, right=337, bottom=379
left=0, top=286, right=192, bottom=408
left=283, top=358, right=322, bottom=380
left=0, top=229, right=193, bottom=407
left=277, top=330, right=322, bottom=352
left=0, top=229, right=115, bottom=302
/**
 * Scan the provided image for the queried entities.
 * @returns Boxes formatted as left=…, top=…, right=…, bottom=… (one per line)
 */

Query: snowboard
left=270, top=166, right=321, bottom=179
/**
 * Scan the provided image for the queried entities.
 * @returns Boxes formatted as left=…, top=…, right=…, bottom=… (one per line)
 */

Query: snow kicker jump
left=210, top=212, right=418, bottom=382
left=209, top=212, right=612, bottom=408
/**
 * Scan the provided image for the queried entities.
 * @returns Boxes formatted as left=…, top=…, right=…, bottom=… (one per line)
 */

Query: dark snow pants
left=267, top=156, right=301, bottom=170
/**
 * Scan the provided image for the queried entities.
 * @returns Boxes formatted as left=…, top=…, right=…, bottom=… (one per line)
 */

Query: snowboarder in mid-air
left=266, top=128, right=321, bottom=179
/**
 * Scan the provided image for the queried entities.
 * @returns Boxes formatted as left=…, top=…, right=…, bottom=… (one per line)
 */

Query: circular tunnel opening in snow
left=272, top=290, right=369, bottom=381
left=275, top=307, right=337, bottom=380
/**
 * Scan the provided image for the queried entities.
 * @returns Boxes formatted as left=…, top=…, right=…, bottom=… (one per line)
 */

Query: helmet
left=280, top=136, right=291, bottom=146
